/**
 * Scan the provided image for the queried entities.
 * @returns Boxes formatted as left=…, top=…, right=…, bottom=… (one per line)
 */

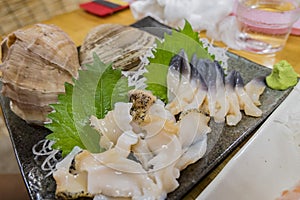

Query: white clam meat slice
left=77, top=131, right=163, bottom=199
left=54, top=131, right=165, bottom=199
left=90, top=102, right=133, bottom=148
left=132, top=137, right=154, bottom=170
left=142, top=100, right=177, bottom=137
left=146, top=133, right=182, bottom=195
left=176, top=110, right=211, bottom=170
left=53, top=146, right=87, bottom=196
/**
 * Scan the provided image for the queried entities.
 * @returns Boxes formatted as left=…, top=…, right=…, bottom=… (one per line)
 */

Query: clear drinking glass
left=235, top=0, right=300, bottom=54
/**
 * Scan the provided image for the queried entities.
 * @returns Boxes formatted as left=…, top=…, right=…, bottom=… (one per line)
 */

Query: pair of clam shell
left=0, top=23, right=156, bottom=125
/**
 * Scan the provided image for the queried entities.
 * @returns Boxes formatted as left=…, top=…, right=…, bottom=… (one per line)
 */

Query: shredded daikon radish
left=201, top=38, right=229, bottom=73
left=32, top=139, right=61, bottom=177
left=122, top=43, right=156, bottom=89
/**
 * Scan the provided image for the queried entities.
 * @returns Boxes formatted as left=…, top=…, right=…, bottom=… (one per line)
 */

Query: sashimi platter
left=0, top=17, right=294, bottom=199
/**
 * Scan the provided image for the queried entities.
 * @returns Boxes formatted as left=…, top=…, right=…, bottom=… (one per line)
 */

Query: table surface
left=2, top=8, right=300, bottom=200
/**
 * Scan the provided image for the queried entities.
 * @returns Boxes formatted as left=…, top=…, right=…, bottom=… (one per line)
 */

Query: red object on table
left=80, top=1, right=129, bottom=17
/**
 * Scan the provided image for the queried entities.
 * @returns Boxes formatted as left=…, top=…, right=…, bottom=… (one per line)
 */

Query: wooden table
left=1, top=7, right=300, bottom=200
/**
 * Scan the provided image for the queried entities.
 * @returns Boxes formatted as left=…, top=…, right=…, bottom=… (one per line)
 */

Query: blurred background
left=0, top=0, right=89, bottom=37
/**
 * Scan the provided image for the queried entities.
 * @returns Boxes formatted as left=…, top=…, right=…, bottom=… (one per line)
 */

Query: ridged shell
left=79, top=24, right=156, bottom=71
left=0, top=24, right=80, bottom=125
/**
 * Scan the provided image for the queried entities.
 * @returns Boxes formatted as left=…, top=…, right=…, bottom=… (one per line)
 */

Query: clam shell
left=0, top=24, right=80, bottom=125
left=10, top=100, right=53, bottom=125
left=79, top=24, right=156, bottom=71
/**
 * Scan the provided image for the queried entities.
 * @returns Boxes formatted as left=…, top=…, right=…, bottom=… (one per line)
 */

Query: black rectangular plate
left=0, top=16, right=293, bottom=199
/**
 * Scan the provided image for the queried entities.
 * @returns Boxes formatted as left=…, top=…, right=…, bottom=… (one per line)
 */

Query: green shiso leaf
left=144, top=20, right=213, bottom=102
left=46, top=83, right=85, bottom=157
left=46, top=53, right=132, bottom=157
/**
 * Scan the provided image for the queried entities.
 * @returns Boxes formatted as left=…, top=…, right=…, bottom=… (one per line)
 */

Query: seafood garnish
left=166, top=49, right=265, bottom=125
left=32, top=139, right=61, bottom=178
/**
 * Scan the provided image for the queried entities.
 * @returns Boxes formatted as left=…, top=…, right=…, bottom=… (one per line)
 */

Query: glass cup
left=235, top=0, right=300, bottom=54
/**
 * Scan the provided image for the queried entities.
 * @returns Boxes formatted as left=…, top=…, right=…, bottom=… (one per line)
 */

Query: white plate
left=197, top=82, right=300, bottom=200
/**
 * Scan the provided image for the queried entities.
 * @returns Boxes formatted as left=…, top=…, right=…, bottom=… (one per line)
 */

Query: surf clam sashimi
left=0, top=24, right=80, bottom=125
left=53, top=88, right=211, bottom=199
left=166, top=49, right=266, bottom=125
left=224, top=70, right=242, bottom=126
left=235, top=71, right=263, bottom=117
left=166, top=50, right=202, bottom=115
left=244, top=76, right=266, bottom=106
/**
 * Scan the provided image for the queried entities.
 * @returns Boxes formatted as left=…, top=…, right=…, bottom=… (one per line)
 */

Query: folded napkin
left=130, top=0, right=241, bottom=49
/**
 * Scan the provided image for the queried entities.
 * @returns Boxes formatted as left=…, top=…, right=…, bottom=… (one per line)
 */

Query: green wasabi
left=266, top=60, right=298, bottom=90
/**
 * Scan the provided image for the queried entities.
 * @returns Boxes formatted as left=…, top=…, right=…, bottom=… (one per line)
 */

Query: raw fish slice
left=178, top=49, right=191, bottom=80
left=196, top=59, right=210, bottom=81
left=244, top=76, right=266, bottom=106
left=185, top=67, right=207, bottom=111
left=166, top=49, right=195, bottom=115
left=213, top=61, right=228, bottom=123
left=167, top=52, right=182, bottom=102
left=190, top=53, right=198, bottom=68
left=225, top=71, right=242, bottom=126
left=235, top=72, right=263, bottom=117
left=166, top=76, right=196, bottom=115
left=196, top=59, right=218, bottom=117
